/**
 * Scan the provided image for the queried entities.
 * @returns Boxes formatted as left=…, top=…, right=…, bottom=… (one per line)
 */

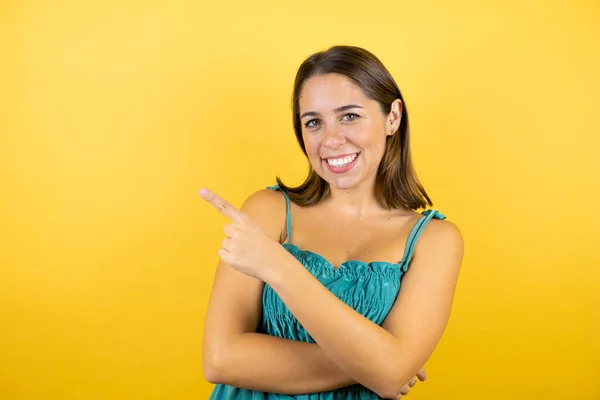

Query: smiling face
left=298, top=73, right=401, bottom=191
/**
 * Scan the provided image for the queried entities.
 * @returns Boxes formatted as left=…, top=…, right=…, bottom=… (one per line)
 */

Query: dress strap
left=267, top=184, right=292, bottom=244
left=401, top=209, right=446, bottom=272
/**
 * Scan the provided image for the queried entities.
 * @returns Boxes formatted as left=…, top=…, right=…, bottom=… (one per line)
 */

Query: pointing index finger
left=199, top=188, right=244, bottom=223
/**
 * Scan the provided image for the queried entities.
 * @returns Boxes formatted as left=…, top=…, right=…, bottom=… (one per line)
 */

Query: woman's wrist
left=263, top=247, right=306, bottom=287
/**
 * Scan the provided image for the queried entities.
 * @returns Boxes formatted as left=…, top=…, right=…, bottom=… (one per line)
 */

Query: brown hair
left=275, top=45, right=432, bottom=210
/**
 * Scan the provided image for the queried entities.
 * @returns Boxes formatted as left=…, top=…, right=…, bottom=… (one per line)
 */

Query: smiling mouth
left=322, top=152, right=360, bottom=168
left=321, top=152, right=360, bottom=174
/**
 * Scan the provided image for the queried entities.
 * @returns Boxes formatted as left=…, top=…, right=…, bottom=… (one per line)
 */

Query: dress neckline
left=283, top=242, right=404, bottom=271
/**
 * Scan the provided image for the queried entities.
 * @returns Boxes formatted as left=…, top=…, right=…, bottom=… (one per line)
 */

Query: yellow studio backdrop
left=1, top=0, right=598, bottom=399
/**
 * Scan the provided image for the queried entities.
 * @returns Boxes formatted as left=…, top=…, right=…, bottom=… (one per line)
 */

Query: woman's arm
left=205, top=331, right=356, bottom=393
left=202, top=189, right=356, bottom=393
left=265, top=218, right=464, bottom=399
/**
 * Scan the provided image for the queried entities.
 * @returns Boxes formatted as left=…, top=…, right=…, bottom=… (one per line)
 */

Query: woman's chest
left=260, top=247, right=404, bottom=335
left=289, top=208, right=419, bottom=268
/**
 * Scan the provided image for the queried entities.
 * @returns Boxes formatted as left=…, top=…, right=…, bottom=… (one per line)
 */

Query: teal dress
left=209, top=185, right=446, bottom=399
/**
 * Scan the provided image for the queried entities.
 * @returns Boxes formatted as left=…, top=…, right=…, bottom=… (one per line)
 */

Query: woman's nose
left=322, top=123, right=346, bottom=148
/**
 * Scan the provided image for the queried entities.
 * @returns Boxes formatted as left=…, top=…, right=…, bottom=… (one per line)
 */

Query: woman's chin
left=326, top=176, right=361, bottom=191
left=313, top=165, right=365, bottom=191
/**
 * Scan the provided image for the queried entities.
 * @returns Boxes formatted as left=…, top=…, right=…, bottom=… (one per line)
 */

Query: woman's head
left=276, top=45, right=432, bottom=210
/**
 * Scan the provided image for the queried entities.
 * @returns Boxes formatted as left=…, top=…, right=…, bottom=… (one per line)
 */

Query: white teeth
left=326, top=153, right=358, bottom=167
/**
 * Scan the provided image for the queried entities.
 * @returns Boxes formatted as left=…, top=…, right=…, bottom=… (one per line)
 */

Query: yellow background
left=1, top=0, right=599, bottom=399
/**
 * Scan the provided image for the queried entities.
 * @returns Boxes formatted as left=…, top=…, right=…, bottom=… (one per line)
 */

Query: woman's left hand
left=390, top=367, right=427, bottom=399
left=199, top=188, right=290, bottom=281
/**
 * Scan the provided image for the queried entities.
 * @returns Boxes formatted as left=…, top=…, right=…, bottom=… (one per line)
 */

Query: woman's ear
left=387, top=99, right=403, bottom=136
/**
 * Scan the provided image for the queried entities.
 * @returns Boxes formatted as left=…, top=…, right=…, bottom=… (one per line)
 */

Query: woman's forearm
left=266, top=259, right=415, bottom=397
left=205, top=332, right=356, bottom=394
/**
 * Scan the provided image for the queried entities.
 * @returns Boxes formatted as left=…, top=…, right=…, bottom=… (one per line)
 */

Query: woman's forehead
left=299, top=74, right=370, bottom=112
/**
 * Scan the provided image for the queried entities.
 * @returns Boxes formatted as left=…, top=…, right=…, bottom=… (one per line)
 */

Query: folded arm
left=202, top=189, right=356, bottom=394
left=265, top=218, right=464, bottom=399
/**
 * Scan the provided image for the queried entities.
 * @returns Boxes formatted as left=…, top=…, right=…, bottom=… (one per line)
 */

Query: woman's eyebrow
left=300, top=104, right=364, bottom=119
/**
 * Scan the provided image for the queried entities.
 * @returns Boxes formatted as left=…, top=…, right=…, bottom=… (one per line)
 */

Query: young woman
left=200, top=45, right=464, bottom=399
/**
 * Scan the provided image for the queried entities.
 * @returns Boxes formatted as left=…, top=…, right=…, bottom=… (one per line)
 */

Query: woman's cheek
left=303, top=135, right=320, bottom=156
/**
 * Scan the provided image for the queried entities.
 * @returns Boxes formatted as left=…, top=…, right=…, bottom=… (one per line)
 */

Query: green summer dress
left=209, top=184, right=446, bottom=399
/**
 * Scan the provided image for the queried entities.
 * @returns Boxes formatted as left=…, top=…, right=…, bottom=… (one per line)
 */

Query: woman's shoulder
left=415, top=211, right=464, bottom=256
left=241, top=187, right=287, bottom=208
left=239, top=187, right=288, bottom=242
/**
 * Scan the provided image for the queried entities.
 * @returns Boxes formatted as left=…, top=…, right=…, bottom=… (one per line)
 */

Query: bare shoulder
left=421, top=217, right=463, bottom=246
left=413, top=216, right=464, bottom=270
left=240, top=188, right=288, bottom=243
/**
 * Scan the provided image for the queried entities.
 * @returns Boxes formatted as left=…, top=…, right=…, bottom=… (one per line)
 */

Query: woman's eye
left=304, top=119, right=321, bottom=128
left=342, top=113, right=360, bottom=121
